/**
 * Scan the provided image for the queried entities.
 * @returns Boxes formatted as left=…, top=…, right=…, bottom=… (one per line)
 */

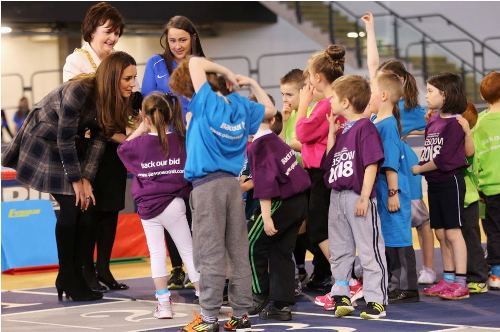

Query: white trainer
left=154, top=300, right=173, bottom=319
left=418, top=267, right=436, bottom=285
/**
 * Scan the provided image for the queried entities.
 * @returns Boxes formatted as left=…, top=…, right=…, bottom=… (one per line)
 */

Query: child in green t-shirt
left=473, top=72, right=500, bottom=290
left=460, top=103, right=489, bottom=294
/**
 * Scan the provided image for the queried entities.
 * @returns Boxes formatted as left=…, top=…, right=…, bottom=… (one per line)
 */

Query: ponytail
left=393, top=102, right=403, bottom=137
left=142, top=92, right=186, bottom=157
left=402, top=72, right=419, bottom=110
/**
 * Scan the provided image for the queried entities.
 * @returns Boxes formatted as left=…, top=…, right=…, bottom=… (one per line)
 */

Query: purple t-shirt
left=117, top=133, right=191, bottom=219
left=321, top=118, right=384, bottom=198
left=248, top=131, right=311, bottom=200
left=419, top=114, right=467, bottom=183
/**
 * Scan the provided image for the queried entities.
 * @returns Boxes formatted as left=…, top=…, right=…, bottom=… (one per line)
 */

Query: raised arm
left=236, top=75, right=276, bottom=119
left=361, top=12, right=379, bottom=80
left=188, top=57, right=239, bottom=93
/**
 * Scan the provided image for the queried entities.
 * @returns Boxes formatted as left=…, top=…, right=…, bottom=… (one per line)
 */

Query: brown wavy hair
left=142, top=92, right=186, bottom=156
left=95, top=51, right=136, bottom=137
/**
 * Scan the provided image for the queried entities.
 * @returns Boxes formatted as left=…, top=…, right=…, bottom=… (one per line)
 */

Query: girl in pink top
left=295, top=45, right=346, bottom=279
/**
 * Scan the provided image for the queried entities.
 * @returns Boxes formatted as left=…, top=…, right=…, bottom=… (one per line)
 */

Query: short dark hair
left=480, top=71, right=500, bottom=104
left=81, top=2, right=124, bottom=43
left=427, top=73, right=467, bottom=115
left=249, top=93, right=276, bottom=106
left=331, top=75, right=371, bottom=113
left=280, top=68, right=305, bottom=88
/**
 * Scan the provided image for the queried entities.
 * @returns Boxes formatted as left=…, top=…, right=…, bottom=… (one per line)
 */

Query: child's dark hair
left=307, top=44, right=345, bottom=84
left=427, top=73, right=467, bottom=115
left=271, top=111, right=283, bottom=135
left=378, top=59, right=419, bottom=110
left=280, top=68, right=305, bottom=88
left=207, top=74, right=230, bottom=96
left=141, top=92, right=186, bottom=156
left=331, top=75, right=371, bottom=113
left=376, top=72, right=404, bottom=136
left=480, top=71, right=500, bottom=104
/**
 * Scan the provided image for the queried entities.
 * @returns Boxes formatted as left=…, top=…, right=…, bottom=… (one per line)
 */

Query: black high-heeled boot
left=82, top=265, right=108, bottom=292
left=96, top=272, right=129, bottom=290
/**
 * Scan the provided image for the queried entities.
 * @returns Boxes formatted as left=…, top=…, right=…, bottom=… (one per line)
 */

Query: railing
left=289, top=1, right=500, bottom=101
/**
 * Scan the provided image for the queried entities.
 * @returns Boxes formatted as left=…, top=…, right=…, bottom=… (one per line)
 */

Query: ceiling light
left=359, top=31, right=366, bottom=37
left=1, top=26, right=12, bottom=34
left=347, top=32, right=359, bottom=38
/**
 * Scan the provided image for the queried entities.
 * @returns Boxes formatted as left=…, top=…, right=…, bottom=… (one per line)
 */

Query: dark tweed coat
left=1, top=80, right=106, bottom=195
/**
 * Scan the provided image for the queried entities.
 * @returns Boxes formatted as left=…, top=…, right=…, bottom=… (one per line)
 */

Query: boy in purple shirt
left=412, top=73, right=470, bottom=300
left=117, top=93, right=199, bottom=319
left=321, top=75, right=388, bottom=319
left=247, top=111, right=311, bottom=320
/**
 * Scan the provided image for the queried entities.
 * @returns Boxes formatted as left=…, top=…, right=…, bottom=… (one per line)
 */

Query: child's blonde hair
left=331, top=75, right=371, bottom=113
left=376, top=72, right=404, bottom=135
left=142, top=92, right=186, bottom=156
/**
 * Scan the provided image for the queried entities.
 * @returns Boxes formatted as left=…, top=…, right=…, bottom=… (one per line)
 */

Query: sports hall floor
left=2, top=245, right=500, bottom=332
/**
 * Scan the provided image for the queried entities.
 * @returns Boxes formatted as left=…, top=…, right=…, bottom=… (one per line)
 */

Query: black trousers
left=385, top=246, right=418, bottom=291
left=462, top=201, right=489, bottom=282
left=483, top=194, right=500, bottom=266
left=164, top=197, right=192, bottom=268
left=79, top=208, right=119, bottom=276
left=248, top=192, right=308, bottom=304
left=52, top=194, right=87, bottom=290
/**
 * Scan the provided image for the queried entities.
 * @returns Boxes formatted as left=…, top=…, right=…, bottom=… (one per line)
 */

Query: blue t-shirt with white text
left=184, top=82, right=265, bottom=181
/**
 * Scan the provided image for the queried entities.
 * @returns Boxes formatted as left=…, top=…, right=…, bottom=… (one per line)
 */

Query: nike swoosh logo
left=157, top=74, right=167, bottom=79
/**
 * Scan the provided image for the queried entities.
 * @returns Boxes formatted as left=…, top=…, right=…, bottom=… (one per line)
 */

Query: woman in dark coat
left=2, top=51, right=137, bottom=301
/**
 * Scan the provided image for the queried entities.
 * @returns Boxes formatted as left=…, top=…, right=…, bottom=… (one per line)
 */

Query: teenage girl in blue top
left=141, top=15, right=205, bottom=291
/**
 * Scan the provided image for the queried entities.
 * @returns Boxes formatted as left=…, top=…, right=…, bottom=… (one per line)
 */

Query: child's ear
left=341, top=97, right=350, bottom=110
left=381, top=90, right=389, bottom=102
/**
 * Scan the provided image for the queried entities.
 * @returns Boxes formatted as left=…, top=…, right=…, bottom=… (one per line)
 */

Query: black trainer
left=249, top=293, right=269, bottom=315
left=360, top=302, right=386, bottom=319
left=388, top=289, right=420, bottom=304
left=223, top=314, right=251, bottom=331
left=332, top=295, right=355, bottom=317
left=306, top=274, right=332, bottom=292
left=167, top=267, right=185, bottom=290
left=259, top=303, right=292, bottom=321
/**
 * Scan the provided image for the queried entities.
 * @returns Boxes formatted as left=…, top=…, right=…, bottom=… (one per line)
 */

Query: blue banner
left=1, top=200, right=58, bottom=271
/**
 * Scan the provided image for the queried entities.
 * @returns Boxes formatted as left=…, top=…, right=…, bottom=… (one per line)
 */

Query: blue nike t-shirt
left=184, top=81, right=265, bottom=181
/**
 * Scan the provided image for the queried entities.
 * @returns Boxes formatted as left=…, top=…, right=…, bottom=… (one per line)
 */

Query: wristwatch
left=388, top=189, right=400, bottom=197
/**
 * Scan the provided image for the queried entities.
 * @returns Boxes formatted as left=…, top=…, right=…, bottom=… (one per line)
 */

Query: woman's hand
left=82, top=178, right=95, bottom=210
left=72, top=180, right=86, bottom=209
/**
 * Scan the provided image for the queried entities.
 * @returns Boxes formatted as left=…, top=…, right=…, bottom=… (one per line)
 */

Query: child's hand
left=361, top=12, right=374, bottom=29
left=388, top=193, right=400, bottom=212
left=299, top=83, right=314, bottom=108
left=425, top=109, right=437, bottom=123
left=264, top=218, right=278, bottom=236
left=326, top=110, right=340, bottom=134
left=235, top=74, right=254, bottom=87
left=282, top=103, right=292, bottom=121
left=411, top=165, right=420, bottom=175
left=456, top=114, right=471, bottom=136
left=355, top=196, right=369, bottom=217
left=224, top=71, right=240, bottom=89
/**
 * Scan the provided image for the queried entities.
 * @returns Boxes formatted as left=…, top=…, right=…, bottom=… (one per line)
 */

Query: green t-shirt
left=473, top=110, right=500, bottom=196
left=283, top=104, right=316, bottom=166
left=464, top=156, right=479, bottom=207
